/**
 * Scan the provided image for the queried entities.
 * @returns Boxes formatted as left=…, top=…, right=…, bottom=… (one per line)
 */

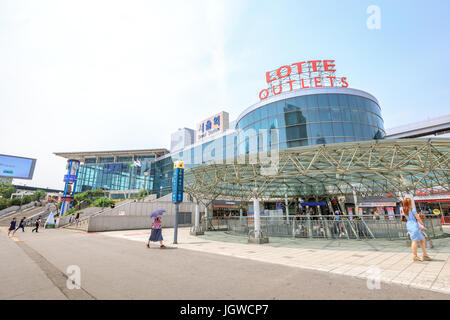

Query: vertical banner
left=172, top=161, right=184, bottom=203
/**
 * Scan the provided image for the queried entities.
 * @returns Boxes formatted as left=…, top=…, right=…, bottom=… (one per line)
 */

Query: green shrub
left=93, top=197, right=114, bottom=207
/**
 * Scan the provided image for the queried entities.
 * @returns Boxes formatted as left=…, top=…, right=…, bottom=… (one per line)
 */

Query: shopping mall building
left=55, top=59, right=450, bottom=218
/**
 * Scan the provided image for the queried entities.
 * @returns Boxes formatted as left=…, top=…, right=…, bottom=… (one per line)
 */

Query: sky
left=1, top=0, right=449, bottom=190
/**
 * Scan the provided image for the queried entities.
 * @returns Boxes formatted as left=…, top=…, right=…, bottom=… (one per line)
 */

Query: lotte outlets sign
left=259, top=59, right=348, bottom=100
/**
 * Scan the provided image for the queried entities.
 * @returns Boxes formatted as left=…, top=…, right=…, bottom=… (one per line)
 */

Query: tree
left=33, top=190, right=46, bottom=201
left=0, top=182, right=15, bottom=199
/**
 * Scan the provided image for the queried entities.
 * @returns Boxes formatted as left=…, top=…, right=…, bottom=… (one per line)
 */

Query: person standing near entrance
left=32, top=216, right=42, bottom=233
left=13, top=217, right=26, bottom=234
left=8, top=218, right=17, bottom=237
left=402, top=198, right=431, bottom=262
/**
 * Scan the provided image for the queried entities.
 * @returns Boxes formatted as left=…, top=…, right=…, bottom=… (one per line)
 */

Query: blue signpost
left=172, top=161, right=184, bottom=244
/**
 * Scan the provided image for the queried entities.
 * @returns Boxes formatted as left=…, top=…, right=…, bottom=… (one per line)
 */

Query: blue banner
left=172, top=167, right=184, bottom=203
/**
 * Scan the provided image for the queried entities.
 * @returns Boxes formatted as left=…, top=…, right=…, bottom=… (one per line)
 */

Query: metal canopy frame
left=184, top=138, right=450, bottom=202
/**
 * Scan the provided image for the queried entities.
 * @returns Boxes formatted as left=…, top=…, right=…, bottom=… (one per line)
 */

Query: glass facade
left=236, top=93, right=385, bottom=153
left=72, top=91, right=385, bottom=198
left=75, top=157, right=174, bottom=198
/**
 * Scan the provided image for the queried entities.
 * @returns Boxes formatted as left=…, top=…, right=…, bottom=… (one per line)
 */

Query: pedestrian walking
left=8, top=218, right=17, bottom=237
left=146, top=216, right=166, bottom=249
left=402, top=198, right=431, bottom=262
left=75, top=212, right=80, bottom=224
left=13, top=217, right=26, bottom=234
left=31, top=216, right=42, bottom=233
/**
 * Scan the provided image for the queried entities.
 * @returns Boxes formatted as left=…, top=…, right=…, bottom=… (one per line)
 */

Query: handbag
left=401, top=215, right=407, bottom=222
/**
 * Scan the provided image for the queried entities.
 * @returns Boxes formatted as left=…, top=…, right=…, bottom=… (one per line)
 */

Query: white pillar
left=353, top=189, right=359, bottom=216
left=285, top=194, right=289, bottom=222
left=253, top=198, right=261, bottom=238
left=194, top=203, right=200, bottom=231
left=239, top=207, right=243, bottom=221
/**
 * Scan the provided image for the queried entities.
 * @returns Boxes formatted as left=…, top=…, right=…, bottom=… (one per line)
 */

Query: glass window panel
left=320, top=122, right=333, bottom=137
left=295, top=96, right=308, bottom=109
left=298, top=124, right=308, bottom=139
left=284, top=103, right=298, bottom=113
left=266, top=103, right=277, bottom=117
left=306, top=108, right=319, bottom=123
left=253, top=108, right=261, bottom=123
left=285, top=112, right=298, bottom=126
left=328, top=94, right=338, bottom=106
left=330, top=107, right=343, bottom=121
left=343, top=123, right=355, bottom=136
left=319, top=107, right=331, bottom=121
left=348, top=95, right=358, bottom=108
left=334, top=137, right=345, bottom=143
left=287, top=140, right=302, bottom=148
left=351, top=109, right=361, bottom=122
left=276, top=114, right=286, bottom=128
left=308, top=123, right=322, bottom=139
left=260, top=117, right=269, bottom=130
left=318, top=94, right=329, bottom=107
left=279, top=127, right=287, bottom=142
left=260, top=105, right=269, bottom=119
left=360, top=111, right=370, bottom=124
left=337, top=94, right=349, bottom=107
left=342, top=108, right=352, bottom=122
left=269, top=116, right=279, bottom=129
left=286, top=126, right=300, bottom=140
left=332, top=122, right=344, bottom=136
left=298, top=139, right=308, bottom=146
left=306, top=95, right=318, bottom=108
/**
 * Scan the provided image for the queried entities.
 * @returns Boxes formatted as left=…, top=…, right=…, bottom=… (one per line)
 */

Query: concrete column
left=190, top=202, right=204, bottom=235
left=353, top=189, right=359, bottom=216
left=247, top=197, right=269, bottom=244
left=239, top=207, right=243, bottom=222
left=195, top=203, right=200, bottom=230
left=285, top=194, right=289, bottom=223
left=253, top=198, right=261, bottom=238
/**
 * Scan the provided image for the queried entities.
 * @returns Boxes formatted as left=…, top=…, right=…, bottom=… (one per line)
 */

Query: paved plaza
left=1, top=226, right=449, bottom=299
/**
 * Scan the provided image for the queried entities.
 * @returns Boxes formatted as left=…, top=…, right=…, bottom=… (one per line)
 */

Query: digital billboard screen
left=0, top=154, right=37, bottom=180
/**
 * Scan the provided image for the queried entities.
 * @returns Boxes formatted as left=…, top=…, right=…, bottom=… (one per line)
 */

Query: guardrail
left=204, top=214, right=444, bottom=240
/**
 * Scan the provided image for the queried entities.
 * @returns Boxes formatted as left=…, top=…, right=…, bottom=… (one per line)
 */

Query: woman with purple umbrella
left=147, top=209, right=166, bottom=249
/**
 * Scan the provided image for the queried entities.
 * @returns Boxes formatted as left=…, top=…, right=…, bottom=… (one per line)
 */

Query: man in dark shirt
left=8, top=218, right=17, bottom=236
left=32, top=216, right=41, bottom=233
left=13, top=217, right=26, bottom=235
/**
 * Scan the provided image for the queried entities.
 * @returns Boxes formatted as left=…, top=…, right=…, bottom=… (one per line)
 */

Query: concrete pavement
left=1, top=226, right=449, bottom=299
left=104, top=228, right=450, bottom=296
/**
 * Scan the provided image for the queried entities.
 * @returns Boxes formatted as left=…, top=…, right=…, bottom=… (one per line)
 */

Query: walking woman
left=146, top=216, right=166, bottom=249
left=402, top=198, right=431, bottom=262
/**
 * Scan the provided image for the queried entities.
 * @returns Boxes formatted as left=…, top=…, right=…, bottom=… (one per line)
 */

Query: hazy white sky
left=1, top=0, right=449, bottom=190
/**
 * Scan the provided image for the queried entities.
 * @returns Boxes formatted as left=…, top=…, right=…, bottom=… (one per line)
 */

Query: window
left=328, top=94, right=338, bottom=106
left=343, top=123, right=355, bottom=137
left=318, top=94, right=329, bottom=107
left=330, top=107, right=343, bottom=121
left=286, top=126, right=300, bottom=141
left=337, top=94, right=349, bottom=107
left=306, top=95, right=318, bottom=108
left=320, top=122, right=334, bottom=137
left=99, top=157, right=114, bottom=163
left=332, top=122, right=344, bottom=137
left=319, top=107, right=331, bottom=121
